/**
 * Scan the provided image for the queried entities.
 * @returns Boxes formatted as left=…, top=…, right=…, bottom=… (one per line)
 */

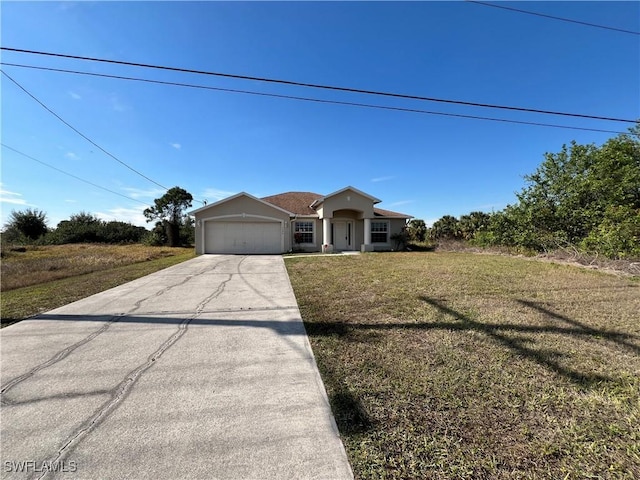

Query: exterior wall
left=320, top=191, right=375, bottom=219
left=354, top=219, right=365, bottom=248
left=314, top=219, right=323, bottom=251
left=332, top=209, right=360, bottom=219
left=193, top=195, right=292, bottom=254
left=389, top=218, right=408, bottom=237
left=287, top=215, right=409, bottom=253
left=371, top=218, right=409, bottom=251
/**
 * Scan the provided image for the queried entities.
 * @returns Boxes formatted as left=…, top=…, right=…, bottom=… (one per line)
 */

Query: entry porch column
left=322, top=217, right=333, bottom=253
left=362, top=217, right=374, bottom=252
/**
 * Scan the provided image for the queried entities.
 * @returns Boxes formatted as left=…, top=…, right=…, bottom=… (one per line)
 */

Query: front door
left=333, top=221, right=352, bottom=251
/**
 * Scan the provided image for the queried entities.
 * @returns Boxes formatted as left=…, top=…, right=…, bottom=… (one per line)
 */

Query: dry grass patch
left=286, top=252, right=640, bottom=479
left=1, top=244, right=183, bottom=291
left=1, top=244, right=194, bottom=325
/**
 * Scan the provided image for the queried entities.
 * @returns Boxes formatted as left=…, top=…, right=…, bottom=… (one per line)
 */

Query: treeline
left=1, top=211, right=194, bottom=247
left=2, top=186, right=196, bottom=248
left=412, top=125, right=640, bottom=259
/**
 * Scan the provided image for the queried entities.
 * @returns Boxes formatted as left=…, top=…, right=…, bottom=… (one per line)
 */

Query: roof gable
left=189, top=192, right=294, bottom=216
left=310, top=186, right=381, bottom=208
left=327, top=186, right=382, bottom=203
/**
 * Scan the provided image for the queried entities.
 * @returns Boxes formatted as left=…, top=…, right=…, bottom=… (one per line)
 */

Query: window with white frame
left=294, top=221, right=314, bottom=244
left=371, top=221, right=389, bottom=243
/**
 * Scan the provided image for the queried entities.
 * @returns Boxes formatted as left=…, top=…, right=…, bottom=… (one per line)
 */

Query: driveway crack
left=1, top=274, right=198, bottom=405
left=33, top=273, right=233, bottom=479
left=0, top=314, right=124, bottom=405
left=235, top=256, right=280, bottom=307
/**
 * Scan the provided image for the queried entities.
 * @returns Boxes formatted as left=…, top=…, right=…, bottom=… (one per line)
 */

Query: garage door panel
left=205, top=221, right=281, bottom=254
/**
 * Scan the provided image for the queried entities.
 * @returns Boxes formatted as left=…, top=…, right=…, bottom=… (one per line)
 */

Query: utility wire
left=466, top=1, right=640, bottom=36
left=1, top=62, right=628, bottom=135
left=1, top=46, right=635, bottom=124
left=1, top=143, right=152, bottom=207
left=0, top=69, right=171, bottom=192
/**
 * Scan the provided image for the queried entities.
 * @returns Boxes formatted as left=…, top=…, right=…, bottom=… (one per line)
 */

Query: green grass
left=1, top=244, right=195, bottom=326
left=286, top=252, right=640, bottom=479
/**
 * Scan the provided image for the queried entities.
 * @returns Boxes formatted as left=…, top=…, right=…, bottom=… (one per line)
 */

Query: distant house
left=189, top=186, right=412, bottom=254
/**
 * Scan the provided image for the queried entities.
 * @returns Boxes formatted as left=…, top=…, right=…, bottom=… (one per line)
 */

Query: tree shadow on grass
left=322, top=374, right=372, bottom=435
left=304, top=325, right=372, bottom=434
left=306, top=297, right=640, bottom=389
left=516, top=299, right=640, bottom=356
left=419, top=296, right=614, bottom=388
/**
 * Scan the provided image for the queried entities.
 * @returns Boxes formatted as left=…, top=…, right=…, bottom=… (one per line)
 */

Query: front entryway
left=332, top=221, right=354, bottom=251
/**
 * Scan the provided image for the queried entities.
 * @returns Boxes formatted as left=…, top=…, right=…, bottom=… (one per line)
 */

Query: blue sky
left=1, top=1, right=638, bottom=228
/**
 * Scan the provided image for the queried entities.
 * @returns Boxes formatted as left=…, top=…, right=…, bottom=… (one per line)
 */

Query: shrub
left=391, top=230, right=410, bottom=250
left=2, top=209, right=48, bottom=242
left=580, top=206, right=640, bottom=259
left=50, top=212, right=149, bottom=245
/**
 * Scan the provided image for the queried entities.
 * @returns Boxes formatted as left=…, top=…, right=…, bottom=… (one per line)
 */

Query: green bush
left=143, top=222, right=168, bottom=246
left=50, top=212, right=148, bottom=245
left=580, top=206, right=640, bottom=259
left=2, top=209, right=48, bottom=243
left=470, top=125, right=640, bottom=259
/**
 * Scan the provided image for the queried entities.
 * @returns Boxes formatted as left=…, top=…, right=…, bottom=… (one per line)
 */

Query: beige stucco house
left=188, top=186, right=412, bottom=254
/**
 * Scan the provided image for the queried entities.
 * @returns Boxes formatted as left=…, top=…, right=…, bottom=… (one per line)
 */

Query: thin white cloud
left=371, top=176, right=395, bottom=183
left=388, top=200, right=414, bottom=207
left=201, top=188, right=237, bottom=203
left=65, top=152, right=80, bottom=160
left=110, top=93, right=130, bottom=112
left=122, top=187, right=166, bottom=200
left=65, top=199, right=77, bottom=203
left=170, top=143, right=181, bottom=150
left=95, top=207, right=149, bottom=227
left=69, top=91, right=82, bottom=100
left=0, top=186, right=30, bottom=206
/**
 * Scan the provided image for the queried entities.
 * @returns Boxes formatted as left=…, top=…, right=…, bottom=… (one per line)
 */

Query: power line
left=1, top=143, right=152, bottom=207
left=2, top=69, right=205, bottom=207
left=0, top=69, right=171, bottom=192
left=1, top=46, right=635, bottom=124
left=466, top=1, right=640, bottom=36
left=1, top=62, right=628, bottom=135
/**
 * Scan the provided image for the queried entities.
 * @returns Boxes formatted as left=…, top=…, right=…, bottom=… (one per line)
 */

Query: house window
left=294, top=221, right=314, bottom=244
left=371, top=221, right=389, bottom=243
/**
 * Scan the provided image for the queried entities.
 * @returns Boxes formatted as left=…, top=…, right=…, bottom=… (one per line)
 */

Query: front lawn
left=286, top=252, right=640, bottom=479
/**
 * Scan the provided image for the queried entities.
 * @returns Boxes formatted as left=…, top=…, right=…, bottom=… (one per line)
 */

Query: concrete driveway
left=1, top=255, right=353, bottom=480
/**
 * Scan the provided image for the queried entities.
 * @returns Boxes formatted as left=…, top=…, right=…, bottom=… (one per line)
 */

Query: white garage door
left=205, top=221, right=282, bottom=254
